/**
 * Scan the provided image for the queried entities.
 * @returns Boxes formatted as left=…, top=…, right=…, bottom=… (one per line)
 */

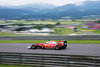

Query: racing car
left=27, top=40, right=67, bottom=50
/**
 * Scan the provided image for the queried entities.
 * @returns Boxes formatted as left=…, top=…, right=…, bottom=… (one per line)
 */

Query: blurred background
left=0, top=1, right=100, bottom=67
left=0, top=0, right=100, bottom=36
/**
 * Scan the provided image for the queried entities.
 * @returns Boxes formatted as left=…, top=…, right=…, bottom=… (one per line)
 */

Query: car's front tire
left=31, top=45, right=36, bottom=49
left=55, top=45, right=61, bottom=50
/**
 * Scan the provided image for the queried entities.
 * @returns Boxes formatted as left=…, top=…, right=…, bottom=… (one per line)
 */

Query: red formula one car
left=27, top=40, right=67, bottom=50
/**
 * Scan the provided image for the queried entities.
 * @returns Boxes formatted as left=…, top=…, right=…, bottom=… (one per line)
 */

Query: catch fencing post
left=18, top=53, right=22, bottom=65
left=40, top=54, right=44, bottom=67
left=94, top=57, right=98, bottom=67
left=65, top=56, right=70, bottom=67
left=0, top=52, right=1, bottom=64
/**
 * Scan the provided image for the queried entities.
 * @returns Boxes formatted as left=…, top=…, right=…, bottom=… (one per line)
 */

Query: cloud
left=45, top=0, right=88, bottom=6
left=0, top=0, right=98, bottom=6
left=0, top=0, right=34, bottom=6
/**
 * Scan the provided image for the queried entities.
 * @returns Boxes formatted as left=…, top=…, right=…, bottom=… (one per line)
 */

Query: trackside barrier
left=0, top=35, right=100, bottom=40
left=0, top=52, right=100, bottom=67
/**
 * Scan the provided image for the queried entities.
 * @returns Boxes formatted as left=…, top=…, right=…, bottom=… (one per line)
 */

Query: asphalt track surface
left=0, top=43, right=100, bottom=56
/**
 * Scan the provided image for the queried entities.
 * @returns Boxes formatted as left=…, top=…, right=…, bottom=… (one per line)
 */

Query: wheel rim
left=56, top=46, right=59, bottom=50
left=32, top=45, right=35, bottom=48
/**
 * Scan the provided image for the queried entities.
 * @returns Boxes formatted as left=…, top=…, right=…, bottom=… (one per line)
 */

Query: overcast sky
left=0, top=0, right=98, bottom=6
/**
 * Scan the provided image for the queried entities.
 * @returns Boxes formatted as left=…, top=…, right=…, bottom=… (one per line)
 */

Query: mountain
left=0, top=9, right=33, bottom=19
left=0, top=3, right=56, bottom=20
left=0, top=0, right=100, bottom=20
left=44, top=0, right=100, bottom=19
left=80, top=0, right=100, bottom=10
left=0, top=6, right=9, bottom=9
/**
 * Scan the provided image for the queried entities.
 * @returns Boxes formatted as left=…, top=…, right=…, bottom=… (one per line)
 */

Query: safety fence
left=0, top=35, right=100, bottom=40
left=0, top=52, right=100, bottom=67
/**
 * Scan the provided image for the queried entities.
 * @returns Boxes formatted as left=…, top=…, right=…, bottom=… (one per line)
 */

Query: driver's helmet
left=50, top=41, right=57, bottom=44
left=46, top=42, right=49, bottom=43
left=46, top=40, right=51, bottom=44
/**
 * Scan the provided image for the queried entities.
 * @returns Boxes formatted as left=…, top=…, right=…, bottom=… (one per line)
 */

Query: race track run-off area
left=0, top=43, right=100, bottom=56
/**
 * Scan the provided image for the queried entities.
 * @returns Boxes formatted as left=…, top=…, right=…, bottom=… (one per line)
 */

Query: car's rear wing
left=59, top=41, right=67, bottom=46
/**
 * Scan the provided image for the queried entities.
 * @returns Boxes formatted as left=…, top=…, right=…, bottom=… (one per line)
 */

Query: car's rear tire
left=55, top=45, right=60, bottom=50
left=62, top=46, right=66, bottom=49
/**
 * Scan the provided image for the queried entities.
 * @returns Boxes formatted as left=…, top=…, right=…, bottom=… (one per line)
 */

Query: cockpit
left=46, top=41, right=57, bottom=44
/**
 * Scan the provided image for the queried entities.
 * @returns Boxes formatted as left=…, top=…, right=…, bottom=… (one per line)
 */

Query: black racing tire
left=62, top=46, right=66, bottom=49
left=55, top=45, right=61, bottom=50
left=64, top=41, right=67, bottom=48
left=31, top=45, right=36, bottom=49
left=65, top=43, right=67, bottom=48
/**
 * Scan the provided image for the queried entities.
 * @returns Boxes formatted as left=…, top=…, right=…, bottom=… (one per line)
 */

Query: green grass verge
left=54, top=28, right=82, bottom=35
left=0, top=64, right=38, bottom=67
left=0, top=32, right=22, bottom=36
left=77, top=24, right=90, bottom=30
left=93, top=30, right=100, bottom=34
left=0, top=40, right=100, bottom=44
left=0, top=32, right=38, bottom=36
left=1, top=21, right=82, bottom=25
